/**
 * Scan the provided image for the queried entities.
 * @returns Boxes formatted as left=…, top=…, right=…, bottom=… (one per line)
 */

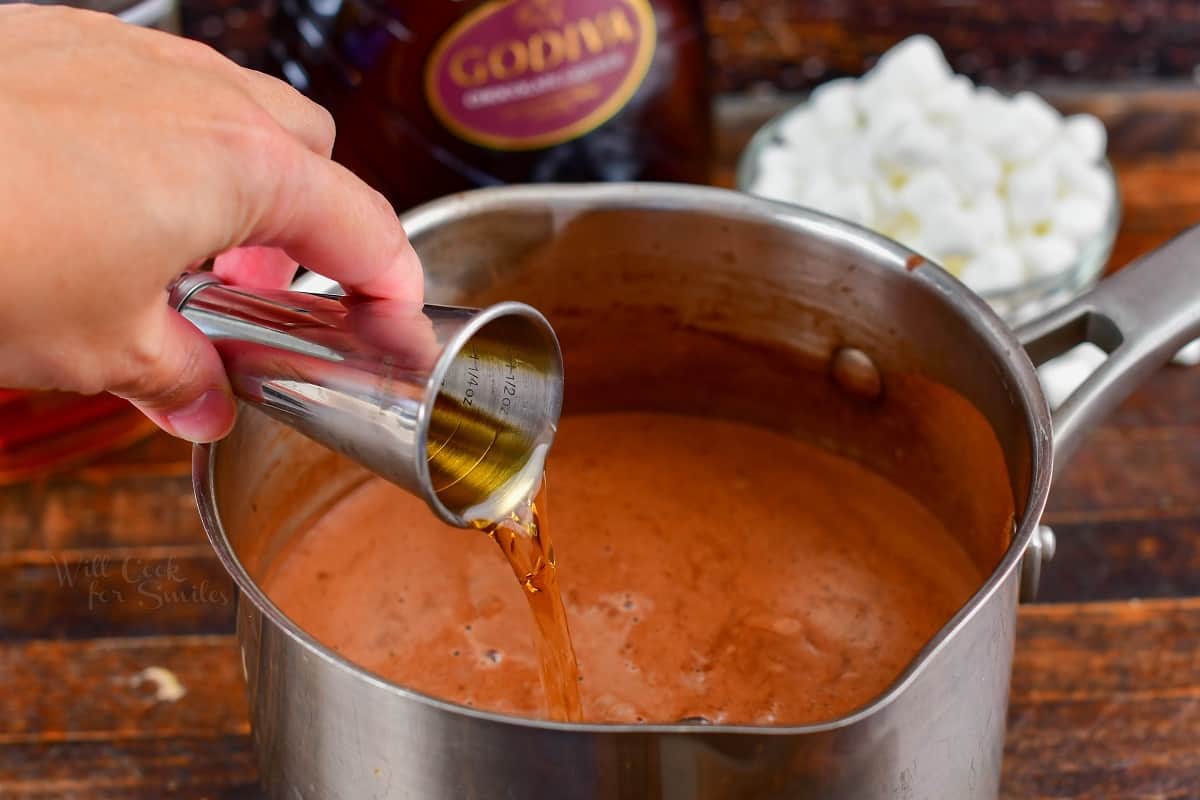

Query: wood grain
left=1002, top=600, right=1200, bottom=799
left=0, top=738, right=258, bottom=800
left=3, top=600, right=1199, bottom=797
left=705, top=1, right=1200, bottom=92
left=1038, top=517, right=1200, bottom=602
left=0, top=637, right=247, bottom=742
left=1046, top=417, right=1200, bottom=524
left=0, top=435, right=195, bottom=552
left=0, top=475, right=199, bottom=552
left=0, top=551, right=235, bottom=640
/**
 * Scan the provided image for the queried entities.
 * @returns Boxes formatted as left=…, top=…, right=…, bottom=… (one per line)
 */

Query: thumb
left=113, top=309, right=237, bottom=443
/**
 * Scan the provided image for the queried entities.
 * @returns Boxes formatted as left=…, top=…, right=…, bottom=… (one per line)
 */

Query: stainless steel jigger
left=168, top=272, right=563, bottom=527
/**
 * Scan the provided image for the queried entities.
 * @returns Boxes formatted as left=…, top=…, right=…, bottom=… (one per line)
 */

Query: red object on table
left=0, top=390, right=155, bottom=483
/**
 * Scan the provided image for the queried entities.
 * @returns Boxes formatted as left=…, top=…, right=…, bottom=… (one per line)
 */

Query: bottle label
left=425, top=0, right=657, bottom=151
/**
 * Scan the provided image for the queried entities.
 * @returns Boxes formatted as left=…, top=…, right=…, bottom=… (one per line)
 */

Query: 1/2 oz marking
left=500, top=357, right=520, bottom=414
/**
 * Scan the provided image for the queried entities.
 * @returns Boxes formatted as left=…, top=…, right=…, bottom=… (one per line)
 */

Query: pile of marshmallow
left=747, top=36, right=1115, bottom=294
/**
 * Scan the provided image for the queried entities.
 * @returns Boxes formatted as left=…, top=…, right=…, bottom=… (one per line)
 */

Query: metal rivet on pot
left=1037, top=525, right=1057, bottom=563
left=830, top=347, right=883, bottom=399
left=1019, top=525, right=1056, bottom=603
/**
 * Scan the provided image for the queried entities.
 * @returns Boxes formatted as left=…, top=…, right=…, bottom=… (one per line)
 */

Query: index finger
left=236, top=141, right=424, bottom=302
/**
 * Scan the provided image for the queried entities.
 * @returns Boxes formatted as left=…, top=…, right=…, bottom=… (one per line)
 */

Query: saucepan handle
left=1016, top=225, right=1200, bottom=480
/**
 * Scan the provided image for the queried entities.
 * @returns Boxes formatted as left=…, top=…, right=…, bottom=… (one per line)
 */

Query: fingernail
left=165, top=388, right=236, bottom=443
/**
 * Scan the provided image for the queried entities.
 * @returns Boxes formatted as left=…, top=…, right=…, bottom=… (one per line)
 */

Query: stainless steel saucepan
left=193, top=184, right=1200, bottom=799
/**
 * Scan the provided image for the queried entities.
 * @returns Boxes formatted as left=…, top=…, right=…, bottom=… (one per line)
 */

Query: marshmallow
left=746, top=34, right=1114, bottom=307
left=750, top=145, right=808, bottom=203
left=864, top=99, right=922, bottom=147
left=756, top=144, right=804, bottom=171
left=751, top=169, right=801, bottom=204
left=831, top=140, right=878, bottom=183
left=961, top=88, right=1013, bottom=152
left=810, top=78, right=861, bottom=133
left=1174, top=339, right=1200, bottom=366
left=805, top=181, right=875, bottom=227
left=874, top=118, right=951, bottom=171
left=1019, top=233, right=1080, bottom=278
left=898, top=169, right=960, bottom=212
left=1006, top=158, right=1059, bottom=228
left=832, top=184, right=876, bottom=227
left=963, top=89, right=1057, bottom=164
left=893, top=225, right=926, bottom=255
left=922, top=74, right=974, bottom=123
left=754, top=146, right=804, bottom=181
left=917, top=203, right=982, bottom=260
left=870, top=179, right=907, bottom=223
left=1052, top=191, right=1109, bottom=244
left=868, top=35, right=954, bottom=97
left=775, top=123, right=835, bottom=176
left=964, top=193, right=1009, bottom=244
left=797, top=171, right=841, bottom=211
left=1063, top=114, right=1108, bottom=163
left=942, top=140, right=1002, bottom=198
left=777, top=108, right=820, bottom=145
left=758, top=133, right=829, bottom=186
left=961, top=245, right=1026, bottom=293
left=1038, top=343, right=1107, bottom=407
left=1004, top=91, right=1064, bottom=161
left=1060, top=160, right=1114, bottom=205
left=995, top=125, right=1044, bottom=165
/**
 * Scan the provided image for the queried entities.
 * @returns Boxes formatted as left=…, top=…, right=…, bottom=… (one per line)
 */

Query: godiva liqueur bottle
left=271, top=0, right=713, bottom=209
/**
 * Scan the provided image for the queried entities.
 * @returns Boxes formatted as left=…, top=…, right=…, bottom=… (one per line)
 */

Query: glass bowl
left=735, top=103, right=1122, bottom=326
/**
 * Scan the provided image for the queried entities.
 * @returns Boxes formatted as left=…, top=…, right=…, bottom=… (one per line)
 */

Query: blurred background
left=170, top=0, right=1200, bottom=89
left=38, top=0, right=1200, bottom=88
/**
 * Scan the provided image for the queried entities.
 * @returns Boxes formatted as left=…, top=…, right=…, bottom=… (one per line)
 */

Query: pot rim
left=195, top=182, right=1054, bottom=735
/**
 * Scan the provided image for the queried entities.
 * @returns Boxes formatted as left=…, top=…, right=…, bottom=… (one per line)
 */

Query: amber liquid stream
left=477, top=476, right=583, bottom=722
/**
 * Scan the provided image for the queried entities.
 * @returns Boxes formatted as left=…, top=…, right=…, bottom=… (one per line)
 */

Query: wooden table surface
left=2, top=89, right=1200, bottom=799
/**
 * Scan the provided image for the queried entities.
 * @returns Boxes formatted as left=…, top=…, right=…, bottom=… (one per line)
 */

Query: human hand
left=0, top=4, right=422, bottom=442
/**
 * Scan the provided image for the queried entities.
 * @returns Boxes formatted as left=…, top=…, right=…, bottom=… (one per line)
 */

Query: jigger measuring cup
left=167, top=272, right=563, bottom=527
